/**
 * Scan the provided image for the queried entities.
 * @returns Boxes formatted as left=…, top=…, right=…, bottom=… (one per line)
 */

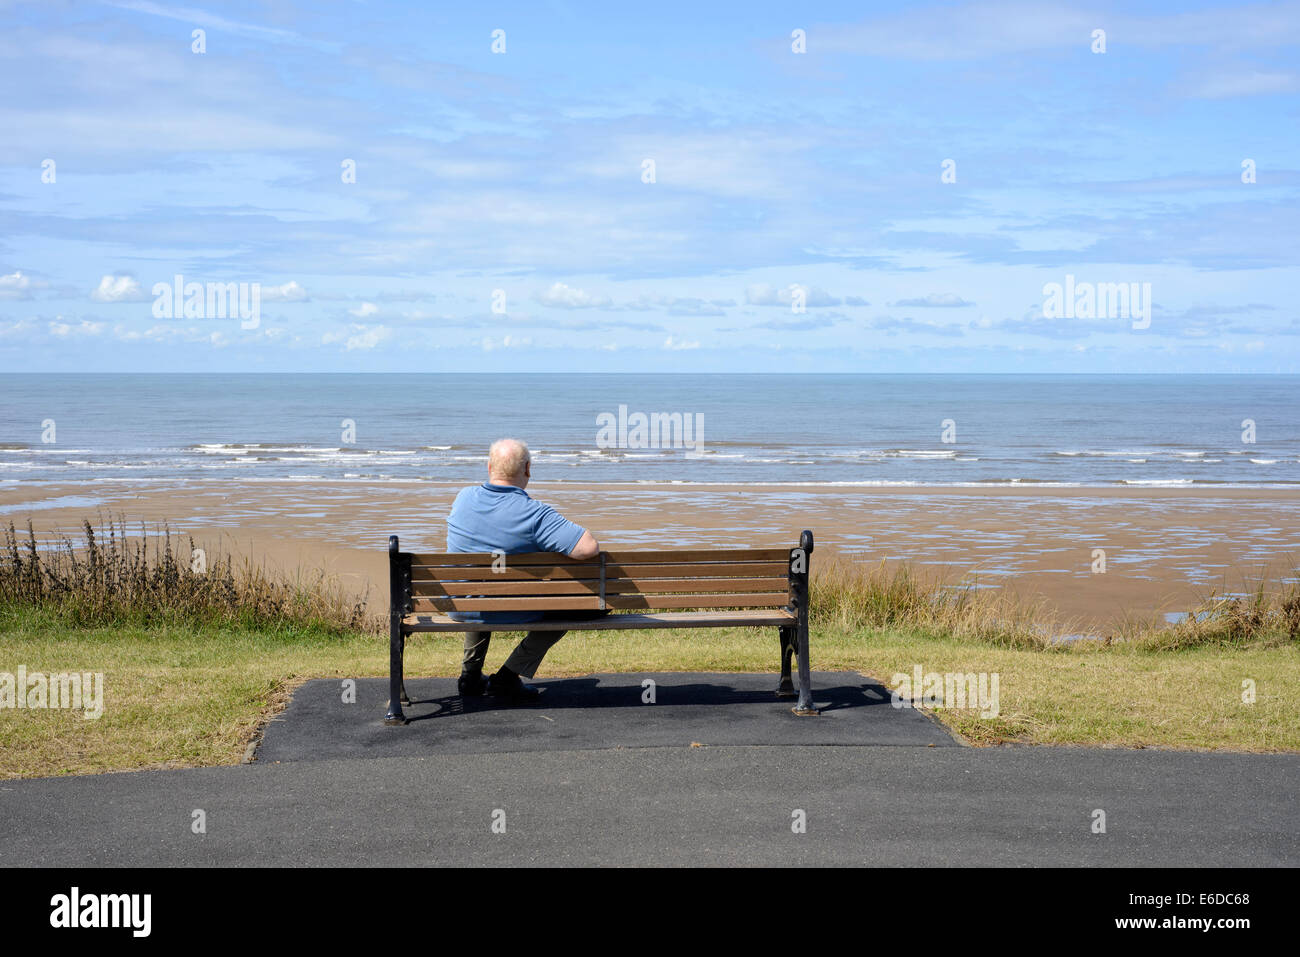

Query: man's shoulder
left=486, top=484, right=538, bottom=508
left=452, top=483, right=493, bottom=502
left=450, top=483, right=540, bottom=513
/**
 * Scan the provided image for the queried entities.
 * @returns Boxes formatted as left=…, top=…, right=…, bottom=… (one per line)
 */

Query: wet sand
left=3, top=480, right=1299, bottom=630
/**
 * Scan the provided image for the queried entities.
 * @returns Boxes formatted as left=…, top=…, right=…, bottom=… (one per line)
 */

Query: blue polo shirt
left=445, top=483, right=586, bottom=624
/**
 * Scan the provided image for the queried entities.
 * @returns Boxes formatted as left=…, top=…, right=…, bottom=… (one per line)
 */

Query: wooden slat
left=411, top=577, right=790, bottom=598
left=603, top=562, right=787, bottom=580
left=413, top=596, right=605, bottom=612
left=608, top=576, right=788, bottom=594
left=403, top=609, right=797, bottom=632
left=412, top=592, right=790, bottom=613
left=410, top=548, right=790, bottom=567
left=410, top=551, right=591, bottom=566
left=415, top=579, right=600, bottom=597
left=410, top=564, right=599, bottom=582
left=410, top=561, right=787, bottom=582
left=593, top=548, right=791, bottom=564
left=606, top=593, right=789, bottom=610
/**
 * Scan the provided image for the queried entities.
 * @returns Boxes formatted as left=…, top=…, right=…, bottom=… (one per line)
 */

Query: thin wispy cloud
left=891, top=294, right=975, bottom=308
left=535, top=282, right=612, bottom=309
left=101, top=0, right=301, bottom=43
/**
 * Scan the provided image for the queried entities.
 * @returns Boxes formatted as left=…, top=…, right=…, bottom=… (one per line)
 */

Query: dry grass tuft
left=1, top=515, right=380, bottom=635
left=811, top=558, right=1053, bottom=649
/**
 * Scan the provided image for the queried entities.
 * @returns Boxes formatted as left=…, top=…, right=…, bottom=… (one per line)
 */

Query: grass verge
left=3, top=605, right=1296, bottom=779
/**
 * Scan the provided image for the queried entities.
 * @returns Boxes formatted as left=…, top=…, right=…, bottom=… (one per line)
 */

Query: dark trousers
left=462, top=609, right=610, bottom=679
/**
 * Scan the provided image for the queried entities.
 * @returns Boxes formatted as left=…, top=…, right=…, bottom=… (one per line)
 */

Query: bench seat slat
left=411, top=561, right=787, bottom=582
left=410, top=548, right=790, bottom=567
left=402, top=609, right=798, bottom=632
left=410, top=552, right=594, bottom=567
left=410, top=564, right=598, bottom=582
left=412, top=577, right=791, bottom=598
left=410, top=592, right=791, bottom=612
left=604, top=562, right=788, bottom=579
left=598, top=548, right=791, bottom=563
left=607, top=576, right=789, bottom=593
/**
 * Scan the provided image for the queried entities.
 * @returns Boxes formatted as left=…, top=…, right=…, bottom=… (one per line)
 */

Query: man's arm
left=568, top=529, right=600, bottom=560
left=532, top=502, right=599, bottom=559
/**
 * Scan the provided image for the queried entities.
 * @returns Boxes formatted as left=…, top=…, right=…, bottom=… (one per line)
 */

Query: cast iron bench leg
left=384, top=623, right=407, bottom=725
left=777, top=626, right=796, bottom=697
left=398, top=635, right=410, bottom=706
left=791, top=530, right=818, bottom=715
left=385, top=534, right=409, bottom=725
left=794, top=620, right=817, bottom=715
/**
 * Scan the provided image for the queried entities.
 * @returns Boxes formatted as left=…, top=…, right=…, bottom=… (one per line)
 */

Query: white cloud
left=745, top=284, right=841, bottom=308
left=113, top=323, right=208, bottom=343
left=663, top=336, right=700, bottom=350
left=90, top=274, right=148, bottom=302
left=0, top=318, right=39, bottom=341
left=399, top=309, right=457, bottom=323
left=582, top=131, right=811, bottom=198
left=535, top=282, right=611, bottom=309
left=345, top=325, right=391, bottom=350
left=102, top=0, right=301, bottom=43
left=1185, top=71, right=1300, bottom=99
left=0, top=271, right=36, bottom=300
left=349, top=301, right=379, bottom=318
left=623, top=293, right=732, bottom=316
left=890, top=293, right=975, bottom=307
left=320, top=324, right=391, bottom=350
left=815, top=2, right=1300, bottom=60
left=481, top=334, right=533, bottom=351
left=262, top=280, right=308, bottom=302
left=49, top=318, right=105, bottom=338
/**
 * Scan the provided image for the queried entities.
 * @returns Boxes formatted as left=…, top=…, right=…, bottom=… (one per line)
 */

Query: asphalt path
left=2, top=673, right=1295, bottom=866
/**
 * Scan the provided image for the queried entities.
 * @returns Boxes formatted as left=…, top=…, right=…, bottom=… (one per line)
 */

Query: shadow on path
left=255, top=671, right=958, bottom=762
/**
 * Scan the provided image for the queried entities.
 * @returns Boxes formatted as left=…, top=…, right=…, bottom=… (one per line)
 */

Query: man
left=446, top=438, right=602, bottom=702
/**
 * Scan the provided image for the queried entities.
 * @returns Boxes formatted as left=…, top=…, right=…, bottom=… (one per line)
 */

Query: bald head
left=488, top=438, right=531, bottom=486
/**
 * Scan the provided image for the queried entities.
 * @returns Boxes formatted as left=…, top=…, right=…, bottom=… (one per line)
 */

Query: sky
left=1, top=0, right=1298, bottom=373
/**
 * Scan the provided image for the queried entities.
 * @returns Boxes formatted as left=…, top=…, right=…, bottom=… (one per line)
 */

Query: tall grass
left=812, top=557, right=1300, bottom=651
left=1, top=516, right=376, bottom=635
left=812, top=558, right=1053, bottom=648
left=1132, top=584, right=1300, bottom=651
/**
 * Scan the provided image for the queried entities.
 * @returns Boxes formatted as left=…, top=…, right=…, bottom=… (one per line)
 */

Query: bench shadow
left=402, top=676, right=892, bottom=724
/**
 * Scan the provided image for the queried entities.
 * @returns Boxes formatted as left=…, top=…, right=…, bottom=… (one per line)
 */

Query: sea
left=1, top=374, right=1296, bottom=489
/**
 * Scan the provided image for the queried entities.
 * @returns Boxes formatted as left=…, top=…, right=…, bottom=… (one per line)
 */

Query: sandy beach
left=4, top=480, right=1298, bottom=631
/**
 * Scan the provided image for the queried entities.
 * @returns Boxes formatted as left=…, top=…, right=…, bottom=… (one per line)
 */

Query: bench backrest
left=391, top=540, right=811, bottom=614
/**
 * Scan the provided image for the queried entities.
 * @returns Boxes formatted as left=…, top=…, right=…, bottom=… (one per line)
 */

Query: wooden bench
left=383, top=530, right=818, bottom=724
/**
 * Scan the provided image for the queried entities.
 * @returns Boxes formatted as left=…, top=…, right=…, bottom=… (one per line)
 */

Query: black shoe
left=486, top=669, right=541, bottom=703
left=458, top=670, right=488, bottom=696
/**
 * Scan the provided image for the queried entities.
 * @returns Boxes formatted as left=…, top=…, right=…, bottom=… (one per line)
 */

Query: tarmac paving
left=255, top=671, right=960, bottom=760
left=2, top=672, right=1296, bottom=867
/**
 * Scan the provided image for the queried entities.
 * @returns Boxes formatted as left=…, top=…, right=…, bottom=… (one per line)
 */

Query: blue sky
left=2, top=0, right=1298, bottom=372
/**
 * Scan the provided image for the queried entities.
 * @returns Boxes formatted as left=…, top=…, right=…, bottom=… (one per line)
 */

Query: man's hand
left=569, top=529, right=600, bottom=560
